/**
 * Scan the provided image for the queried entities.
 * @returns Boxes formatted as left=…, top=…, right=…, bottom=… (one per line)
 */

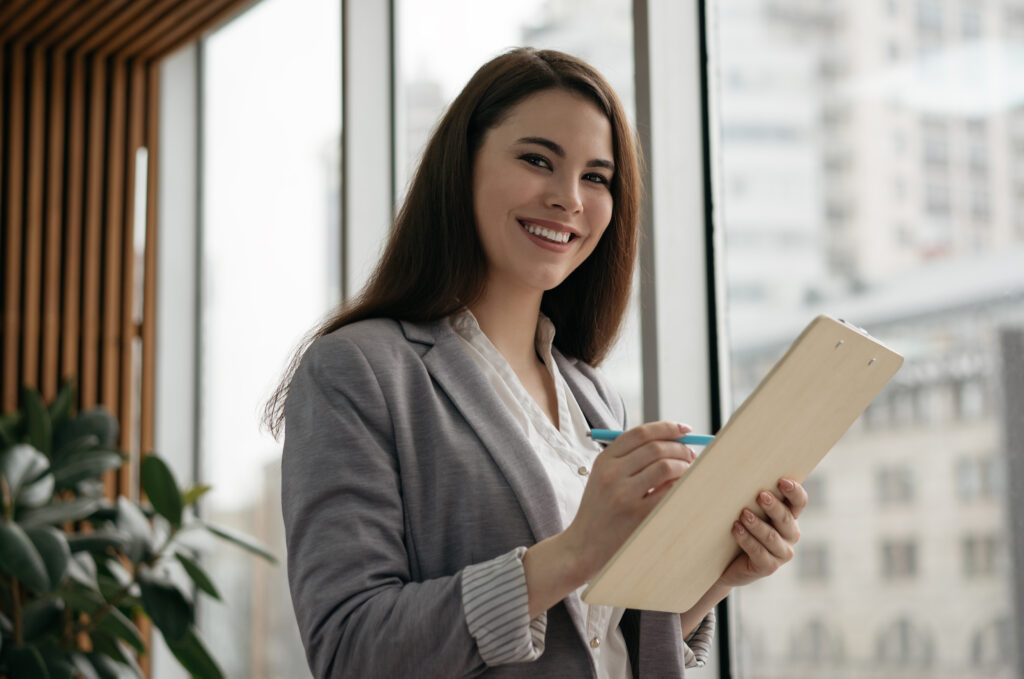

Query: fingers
left=604, top=421, right=691, bottom=458
left=620, top=439, right=696, bottom=477
left=756, top=490, right=800, bottom=544
left=735, top=508, right=794, bottom=566
left=778, top=478, right=808, bottom=519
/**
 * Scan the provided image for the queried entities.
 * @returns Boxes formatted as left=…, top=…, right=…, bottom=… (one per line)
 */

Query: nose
left=545, top=175, right=583, bottom=214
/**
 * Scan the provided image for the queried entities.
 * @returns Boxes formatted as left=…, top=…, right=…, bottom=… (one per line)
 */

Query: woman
left=268, top=47, right=806, bottom=678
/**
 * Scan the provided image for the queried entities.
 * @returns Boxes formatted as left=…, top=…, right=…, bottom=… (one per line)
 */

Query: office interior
left=1, top=0, right=1022, bottom=677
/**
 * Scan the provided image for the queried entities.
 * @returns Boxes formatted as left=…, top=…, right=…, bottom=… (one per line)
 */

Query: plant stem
left=12, top=575, right=23, bottom=645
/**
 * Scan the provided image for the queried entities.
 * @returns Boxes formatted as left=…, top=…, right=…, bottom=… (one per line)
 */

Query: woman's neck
left=468, top=285, right=544, bottom=372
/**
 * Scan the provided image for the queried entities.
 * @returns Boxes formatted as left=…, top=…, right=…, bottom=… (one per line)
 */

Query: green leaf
left=48, top=381, right=75, bottom=427
left=0, top=413, right=21, bottom=449
left=22, top=599, right=64, bottom=641
left=0, top=444, right=54, bottom=509
left=86, top=651, right=141, bottom=679
left=66, top=552, right=99, bottom=589
left=7, top=644, right=51, bottom=679
left=18, top=497, right=104, bottom=530
left=68, top=653, right=101, bottom=679
left=86, top=634, right=143, bottom=679
left=66, top=530, right=128, bottom=555
left=52, top=450, right=125, bottom=489
left=138, top=570, right=193, bottom=642
left=166, top=628, right=224, bottom=679
left=181, top=484, right=212, bottom=507
left=174, top=552, right=220, bottom=600
left=62, top=588, right=145, bottom=654
left=201, top=520, right=277, bottom=563
left=23, top=387, right=53, bottom=456
left=140, top=456, right=182, bottom=528
left=115, top=497, right=153, bottom=563
left=52, top=408, right=118, bottom=456
left=26, top=526, right=71, bottom=590
left=0, top=520, right=51, bottom=592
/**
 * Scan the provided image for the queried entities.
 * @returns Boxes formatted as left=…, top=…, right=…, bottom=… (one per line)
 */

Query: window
left=962, top=534, right=1000, bottom=577
left=956, top=455, right=998, bottom=502
left=881, top=539, right=919, bottom=579
left=875, top=617, right=934, bottom=666
left=877, top=465, right=915, bottom=504
left=192, top=1, right=342, bottom=677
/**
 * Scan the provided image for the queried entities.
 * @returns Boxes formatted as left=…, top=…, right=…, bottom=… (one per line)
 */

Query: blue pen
left=588, top=429, right=714, bottom=446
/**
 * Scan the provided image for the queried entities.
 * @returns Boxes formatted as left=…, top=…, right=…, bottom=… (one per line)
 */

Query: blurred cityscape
left=717, top=1, right=1024, bottom=677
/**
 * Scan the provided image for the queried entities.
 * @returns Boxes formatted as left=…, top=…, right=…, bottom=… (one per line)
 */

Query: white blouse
left=451, top=309, right=631, bottom=679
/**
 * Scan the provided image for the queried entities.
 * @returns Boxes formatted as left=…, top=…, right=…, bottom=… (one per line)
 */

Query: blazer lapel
left=405, top=320, right=617, bottom=647
left=406, top=320, right=564, bottom=545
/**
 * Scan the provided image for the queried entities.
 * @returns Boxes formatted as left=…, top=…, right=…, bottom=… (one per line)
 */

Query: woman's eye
left=584, top=173, right=610, bottom=186
left=520, top=154, right=551, bottom=169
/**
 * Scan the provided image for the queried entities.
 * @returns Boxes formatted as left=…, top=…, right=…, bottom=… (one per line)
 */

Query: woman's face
left=472, top=88, right=614, bottom=300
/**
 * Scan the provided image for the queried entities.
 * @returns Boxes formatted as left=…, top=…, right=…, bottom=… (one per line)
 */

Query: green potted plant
left=0, top=382, right=276, bottom=679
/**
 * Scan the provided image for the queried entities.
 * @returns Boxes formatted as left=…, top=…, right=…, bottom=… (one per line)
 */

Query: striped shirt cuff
left=682, top=608, right=716, bottom=668
left=462, top=547, right=546, bottom=666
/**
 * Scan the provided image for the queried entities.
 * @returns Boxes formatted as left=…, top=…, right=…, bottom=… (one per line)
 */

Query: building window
left=791, top=617, right=844, bottom=664
left=877, top=465, right=916, bottom=504
left=916, top=0, right=943, bottom=35
left=876, top=617, right=935, bottom=666
left=962, top=534, right=999, bottom=577
left=955, top=455, right=998, bottom=502
left=925, top=183, right=951, bottom=216
left=881, top=539, right=919, bottom=578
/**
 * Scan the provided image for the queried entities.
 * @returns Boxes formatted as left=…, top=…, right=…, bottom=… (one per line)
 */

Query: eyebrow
left=515, top=136, right=615, bottom=172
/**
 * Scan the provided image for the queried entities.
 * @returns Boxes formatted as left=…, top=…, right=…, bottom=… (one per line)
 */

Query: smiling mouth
left=519, top=220, right=575, bottom=244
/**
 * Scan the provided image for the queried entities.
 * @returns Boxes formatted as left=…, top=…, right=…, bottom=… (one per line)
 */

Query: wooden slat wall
left=1, top=0, right=255, bottom=470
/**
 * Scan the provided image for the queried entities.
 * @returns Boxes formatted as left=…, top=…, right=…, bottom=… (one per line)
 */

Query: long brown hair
left=264, top=47, right=641, bottom=437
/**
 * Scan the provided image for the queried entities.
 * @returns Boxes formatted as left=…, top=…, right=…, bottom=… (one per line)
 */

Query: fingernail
left=779, top=479, right=795, bottom=492
left=742, top=509, right=756, bottom=524
left=759, top=492, right=774, bottom=506
left=734, top=522, right=747, bottom=535
left=677, top=423, right=689, bottom=434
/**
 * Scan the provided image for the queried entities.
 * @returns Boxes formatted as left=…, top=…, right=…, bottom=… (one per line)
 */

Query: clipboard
left=581, top=315, right=904, bottom=613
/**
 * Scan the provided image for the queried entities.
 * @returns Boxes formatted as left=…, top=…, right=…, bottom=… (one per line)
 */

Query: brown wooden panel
left=56, top=0, right=133, bottom=52
left=104, top=0, right=188, bottom=57
left=77, top=0, right=174, bottom=56
left=80, top=53, right=106, bottom=410
left=61, top=52, right=86, bottom=387
left=0, top=0, right=50, bottom=42
left=140, top=62, right=159, bottom=457
left=0, top=1, right=34, bottom=32
left=22, top=44, right=47, bottom=394
left=102, top=58, right=127, bottom=498
left=42, top=46, right=67, bottom=400
left=8, top=0, right=79, bottom=46
left=0, top=43, right=6, bottom=407
left=3, top=45, right=25, bottom=412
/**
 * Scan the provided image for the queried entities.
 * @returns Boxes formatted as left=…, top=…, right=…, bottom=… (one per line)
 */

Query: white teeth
left=521, top=222, right=571, bottom=244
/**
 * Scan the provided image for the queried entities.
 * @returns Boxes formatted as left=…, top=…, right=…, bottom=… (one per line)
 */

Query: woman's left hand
left=716, top=478, right=808, bottom=588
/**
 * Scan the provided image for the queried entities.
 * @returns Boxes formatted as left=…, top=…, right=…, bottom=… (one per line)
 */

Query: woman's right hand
left=562, top=421, right=697, bottom=582
left=522, top=421, right=696, bottom=619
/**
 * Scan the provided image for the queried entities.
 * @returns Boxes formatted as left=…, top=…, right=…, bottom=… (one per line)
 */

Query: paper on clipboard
left=581, top=315, right=904, bottom=613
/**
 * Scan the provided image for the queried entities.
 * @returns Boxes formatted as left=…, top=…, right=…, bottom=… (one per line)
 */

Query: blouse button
left=590, top=636, right=601, bottom=649
left=577, top=466, right=589, bottom=476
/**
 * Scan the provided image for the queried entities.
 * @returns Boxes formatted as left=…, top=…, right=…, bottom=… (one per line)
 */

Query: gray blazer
left=282, top=317, right=694, bottom=678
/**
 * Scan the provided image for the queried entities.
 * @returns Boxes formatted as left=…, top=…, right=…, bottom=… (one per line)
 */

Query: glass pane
left=394, top=0, right=641, bottom=423
left=200, top=0, right=341, bottom=676
left=711, top=1, right=1024, bottom=678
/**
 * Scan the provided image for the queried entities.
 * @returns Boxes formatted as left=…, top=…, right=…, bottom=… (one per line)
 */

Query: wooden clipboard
left=581, top=315, right=903, bottom=613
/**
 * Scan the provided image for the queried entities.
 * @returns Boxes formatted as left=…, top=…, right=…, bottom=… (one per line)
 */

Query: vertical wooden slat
left=81, top=52, right=106, bottom=410
left=118, top=60, right=145, bottom=495
left=102, top=56, right=127, bottom=498
left=21, top=43, right=47, bottom=394
left=3, top=44, right=25, bottom=412
left=140, top=62, right=159, bottom=457
left=62, top=51, right=86, bottom=388
left=0, top=41, right=5, bottom=401
left=43, top=45, right=67, bottom=401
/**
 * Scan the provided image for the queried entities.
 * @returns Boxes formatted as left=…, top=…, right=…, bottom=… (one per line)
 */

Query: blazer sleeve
left=282, top=335, right=488, bottom=678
